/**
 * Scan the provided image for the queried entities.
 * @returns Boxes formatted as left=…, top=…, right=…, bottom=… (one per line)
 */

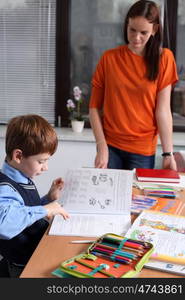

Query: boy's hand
left=47, top=177, right=64, bottom=201
left=44, top=201, right=70, bottom=220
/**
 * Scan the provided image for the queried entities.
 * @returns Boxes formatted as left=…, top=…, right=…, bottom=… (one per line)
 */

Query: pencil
left=151, top=254, right=185, bottom=265
left=70, top=240, right=95, bottom=244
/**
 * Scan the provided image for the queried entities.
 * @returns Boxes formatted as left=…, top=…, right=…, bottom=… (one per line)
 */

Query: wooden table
left=20, top=187, right=185, bottom=278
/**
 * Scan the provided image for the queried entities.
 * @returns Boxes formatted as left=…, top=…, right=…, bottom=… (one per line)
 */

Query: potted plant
left=66, top=86, right=85, bottom=133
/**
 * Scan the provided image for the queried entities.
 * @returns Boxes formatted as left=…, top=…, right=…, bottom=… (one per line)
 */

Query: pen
left=70, top=240, right=95, bottom=244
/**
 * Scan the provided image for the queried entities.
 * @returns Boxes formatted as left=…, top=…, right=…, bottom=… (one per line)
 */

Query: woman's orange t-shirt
left=89, top=45, right=178, bottom=156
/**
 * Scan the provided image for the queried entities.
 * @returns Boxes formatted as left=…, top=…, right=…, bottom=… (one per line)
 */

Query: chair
left=174, top=151, right=185, bottom=172
left=0, top=257, right=10, bottom=277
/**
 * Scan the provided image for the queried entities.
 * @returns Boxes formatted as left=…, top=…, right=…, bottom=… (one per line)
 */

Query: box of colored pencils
left=59, top=233, right=154, bottom=278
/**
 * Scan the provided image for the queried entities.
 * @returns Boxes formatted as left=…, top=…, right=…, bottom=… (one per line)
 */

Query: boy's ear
left=12, top=149, right=23, bottom=163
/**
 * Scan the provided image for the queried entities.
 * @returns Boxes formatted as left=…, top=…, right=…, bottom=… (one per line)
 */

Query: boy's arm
left=42, top=177, right=64, bottom=204
left=0, top=185, right=47, bottom=239
left=0, top=184, right=69, bottom=240
left=41, top=178, right=70, bottom=220
left=43, top=201, right=70, bottom=220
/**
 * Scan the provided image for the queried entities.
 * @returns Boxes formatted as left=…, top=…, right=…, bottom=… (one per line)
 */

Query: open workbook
left=48, top=168, right=133, bottom=237
left=125, top=210, right=185, bottom=275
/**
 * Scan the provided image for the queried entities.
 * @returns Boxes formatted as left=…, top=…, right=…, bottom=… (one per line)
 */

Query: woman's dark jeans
left=107, top=145, right=155, bottom=170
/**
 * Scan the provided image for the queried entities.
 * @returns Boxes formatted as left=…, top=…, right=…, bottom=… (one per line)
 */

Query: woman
left=89, top=0, right=178, bottom=170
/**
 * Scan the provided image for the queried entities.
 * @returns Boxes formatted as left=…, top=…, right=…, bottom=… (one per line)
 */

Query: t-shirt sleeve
left=157, top=48, right=179, bottom=92
left=89, top=54, right=105, bottom=109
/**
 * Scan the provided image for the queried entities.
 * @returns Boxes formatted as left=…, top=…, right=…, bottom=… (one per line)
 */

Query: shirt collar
left=1, top=161, right=30, bottom=184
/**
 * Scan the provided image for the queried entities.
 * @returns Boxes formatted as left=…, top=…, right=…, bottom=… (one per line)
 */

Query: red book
left=136, top=168, right=180, bottom=183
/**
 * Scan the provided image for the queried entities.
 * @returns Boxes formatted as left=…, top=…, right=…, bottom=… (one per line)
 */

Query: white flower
left=67, top=99, right=75, bottom=109
left=73, top=86, right=82, bottom=101
left=66, top=85, right=84, bottom=121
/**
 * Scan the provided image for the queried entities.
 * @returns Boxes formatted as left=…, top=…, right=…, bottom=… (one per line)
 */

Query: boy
left=0, top=114, right=69, bottom=277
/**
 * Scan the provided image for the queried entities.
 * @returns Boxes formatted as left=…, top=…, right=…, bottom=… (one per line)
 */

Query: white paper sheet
left=49, top=213, right=131, bottom=237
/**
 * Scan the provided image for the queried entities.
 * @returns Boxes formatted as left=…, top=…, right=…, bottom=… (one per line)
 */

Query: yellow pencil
left=151, top=254, right=185, bottom=265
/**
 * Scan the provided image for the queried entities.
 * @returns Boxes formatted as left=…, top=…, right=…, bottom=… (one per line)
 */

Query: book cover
left=49, top=168, right=133, bottom=237
left=136, top=168, right=180, bottom=183
left=125, top=210, right=185, bottom=266
left=131, top=194, right=185, bottom=215
left=144, top=259, right=185, bottom=276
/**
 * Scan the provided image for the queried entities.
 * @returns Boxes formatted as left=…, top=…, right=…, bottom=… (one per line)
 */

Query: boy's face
left=18, top=153, right=50, bottom=178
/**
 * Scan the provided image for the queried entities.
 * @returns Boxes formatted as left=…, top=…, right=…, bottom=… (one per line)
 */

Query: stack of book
left=136, top=168, right=180, bottom=183
left=143, top=186, right=176, bottom=198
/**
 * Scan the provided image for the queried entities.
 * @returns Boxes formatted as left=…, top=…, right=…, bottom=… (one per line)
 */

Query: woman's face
left=127, top=16, right=155, bottom=55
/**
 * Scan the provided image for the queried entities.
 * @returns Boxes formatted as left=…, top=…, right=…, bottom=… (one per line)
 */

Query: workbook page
left=125, top=210, right=185, bottom=264
left=48, top=213, right=131, bottom=237
left=59, top=168, right=133, bottom=214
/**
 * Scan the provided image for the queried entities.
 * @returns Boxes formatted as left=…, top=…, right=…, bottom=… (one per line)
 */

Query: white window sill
left=0, top=125, right=185, bottom=146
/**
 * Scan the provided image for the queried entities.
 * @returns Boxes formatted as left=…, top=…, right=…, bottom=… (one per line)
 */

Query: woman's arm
left=89, top=108, right=109, bottom=168
left=155, top=84, right=177, bottom=170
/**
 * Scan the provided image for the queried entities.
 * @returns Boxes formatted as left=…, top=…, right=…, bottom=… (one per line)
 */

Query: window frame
left=55, top=0, right=71, bottom=127
left=56, top=0, right=183, bottom=131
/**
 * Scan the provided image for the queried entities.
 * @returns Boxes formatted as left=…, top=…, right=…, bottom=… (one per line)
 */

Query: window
left=58, top=0, right=184, bottom=132
left=0, top=0, right=184, bottom=132
left=0, top=0, right=56, bottom=125
left=57, top=0, right=165, bottom=128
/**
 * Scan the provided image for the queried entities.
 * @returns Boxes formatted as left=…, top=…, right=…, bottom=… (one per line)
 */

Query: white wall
left=34, top=140, right=96, bottom=196
left=0, top=137, right=96, bottom=196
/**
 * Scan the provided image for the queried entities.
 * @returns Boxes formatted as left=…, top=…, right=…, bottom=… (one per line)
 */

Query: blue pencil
left=133, top=199, right=157, bottom=204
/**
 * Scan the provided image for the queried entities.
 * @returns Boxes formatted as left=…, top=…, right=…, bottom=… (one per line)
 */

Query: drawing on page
left=130, top=229, right=155, bottom=243
left=139, top=218, right=185, bottom=234
left=91, top=173, right=113, bottom=186
left=89, top=197, right=112, bottom=209
left=60, top=168, right=133, bottom=214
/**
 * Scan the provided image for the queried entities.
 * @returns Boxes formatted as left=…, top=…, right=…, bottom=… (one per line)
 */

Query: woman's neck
left=127, top=44, right=145, bottom=56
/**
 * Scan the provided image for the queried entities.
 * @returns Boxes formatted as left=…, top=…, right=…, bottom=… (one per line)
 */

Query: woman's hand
left=162, top=156, right=177, bottom=170
left=95, top=142, right=109, bottom=168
